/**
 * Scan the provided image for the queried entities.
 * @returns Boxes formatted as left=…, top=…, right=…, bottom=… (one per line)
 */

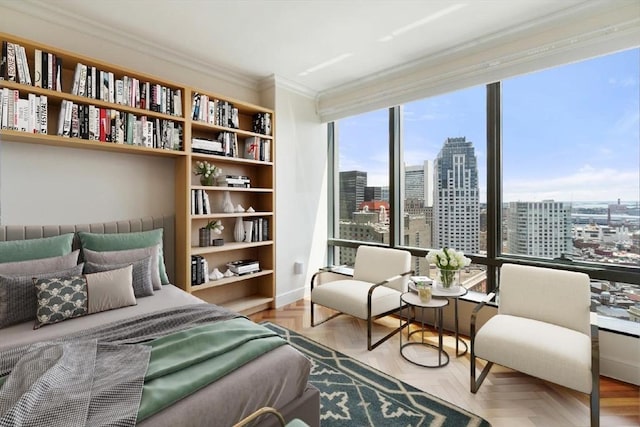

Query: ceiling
left=16, top=0, right=599, bottom=96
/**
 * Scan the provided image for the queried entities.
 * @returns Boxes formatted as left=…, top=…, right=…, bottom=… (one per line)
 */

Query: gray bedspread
left=0, top=304, right=239, bottom=427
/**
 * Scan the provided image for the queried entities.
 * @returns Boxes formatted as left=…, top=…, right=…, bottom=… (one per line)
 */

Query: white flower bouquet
left=426, top=247, right=471, bottom=288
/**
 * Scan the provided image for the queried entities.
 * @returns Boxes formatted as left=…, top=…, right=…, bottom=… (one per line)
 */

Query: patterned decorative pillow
left=33, top=276, right=88, bottom=329
left=0, top=250, right=80, bottom=275
left=84, top=256, right=154, bottom=298
left=82, top=246, right=161, bottom=291
left=33, top=265, right=137, bottom=329
left=0, top=264, right=84, bottom=328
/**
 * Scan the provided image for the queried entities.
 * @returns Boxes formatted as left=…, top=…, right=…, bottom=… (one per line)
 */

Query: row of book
left=191, top=93, right=239, bottom=128
left=0, top=89, right=47, bottom=133
left=191, top=189, right=212, bottom=215
left=245, top=217, right=269, bottom=242
left=191, top=135, right=270, bottom=162
left=0, top=41, right=63, bottom=91
left=244, top=136, right=271, bottom=162
left=191, top=255, right=210, bottom=286
left=252, top=112, right=271, bottom=136
left=71, top=63, right=182, bottom=116
left=55, top=100, right=182, bottom=149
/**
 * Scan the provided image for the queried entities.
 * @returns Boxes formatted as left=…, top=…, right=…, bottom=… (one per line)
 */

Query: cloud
left=608, top=77, right=638, bottom=88
left=503, top=167, right=639, bottom=202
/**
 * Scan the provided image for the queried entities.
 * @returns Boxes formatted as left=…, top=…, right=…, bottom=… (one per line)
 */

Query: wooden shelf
left=0, top=129, right=186, bottom=157
left=192, top=185, right=273, bottom=193
left=225, top=296, right=274, bottom=316
left=189, top=269, right=273, bottom=292
left=191, top=212, right=273, bottom=220
left=191, top=241, right=273, bottom=255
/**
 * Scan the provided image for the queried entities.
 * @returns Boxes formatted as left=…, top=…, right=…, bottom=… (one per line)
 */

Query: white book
left=174, top=90, right=182, bottom=117
left=134, top=78, right=140, bottom=108
left=39, top=95, right=47, bottom=134
left=0, top=90, right=3, bottom=128
left=1, top=88, right=9, bottom=129
left=203, top=191, right=211, bottom=214
left=101, top=71, right=109, bottom=101
left=17, top=98, right=29, bottom=132
left=108, top=72, right=115, bottom=103
left=71, top=63, right=82, bottom=95
left=47, top=53, right=53, bottom=90
left=34, top=49, right=42, bottom=88
left=27, top=93, right=37, bottom=133
left=57, top=100, right=67, bottom=136
left=78, top=64, right=87, bottom=97
left=62, top=100, right=73, bottom=137
left=14, top=43, right=25, bottom=84
left=190, top=189, right=196, bottom=215
left=10, top=89, right=18, bottom=129
left=20, top=45, right=31, bottom=86
left=91, top=66, right=97, bottom=98
left=133, top=119, right=142, bottom=145
left=145, top=120, right=154, bottom=148
left=88, top=104, right=97, bottom=140
left=196, top=189, right=203, bottom=215
left=116, top=79, right=124, bottom=104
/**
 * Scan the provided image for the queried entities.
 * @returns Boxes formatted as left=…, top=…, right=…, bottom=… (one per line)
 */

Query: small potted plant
left=199, top=220, right=224, bottom=247
left=194, top=161, right=221, bottom=186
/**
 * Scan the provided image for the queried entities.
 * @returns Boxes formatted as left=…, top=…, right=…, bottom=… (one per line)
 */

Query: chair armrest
left=310, top=267, right=353, bottom=292
left=470, top=292, right=496, bottom=340
left=367, top=270, right=414, bottom=299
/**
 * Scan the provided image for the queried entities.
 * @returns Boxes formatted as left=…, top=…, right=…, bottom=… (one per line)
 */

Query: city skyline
left=337, top=47, right=639, bottom=204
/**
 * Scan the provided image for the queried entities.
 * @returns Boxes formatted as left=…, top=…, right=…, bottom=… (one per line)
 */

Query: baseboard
left=275, top=286, right=306, bottom=308
left=601, top=355, right=640, bottom=386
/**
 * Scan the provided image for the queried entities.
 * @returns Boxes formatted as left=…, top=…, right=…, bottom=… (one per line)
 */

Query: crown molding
left=317, top=0, right=640, bottom=122
left=4, top=0, right=261, bottom=91
left=258, top=75, right=318, bottom=100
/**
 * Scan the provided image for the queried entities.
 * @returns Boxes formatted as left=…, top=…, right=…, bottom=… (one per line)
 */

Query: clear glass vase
left=435, top=267, right=460, bottom=291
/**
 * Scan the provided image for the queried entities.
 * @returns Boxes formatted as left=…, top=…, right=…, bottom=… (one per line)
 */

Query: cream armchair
left=310, top=246, right=412, bottom=350
left=470, top=263, right=599, bottom=426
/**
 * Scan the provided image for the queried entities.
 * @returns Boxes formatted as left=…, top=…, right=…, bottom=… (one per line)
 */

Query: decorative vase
left=435, top=267, right=460, bottom=291
left=198, top=228, right=211, bottom=247
left=200, top=175, right=215, bottom=186
left=221, top=191, right=234, bottom=213
left=234, top=217, right=245, bottom=242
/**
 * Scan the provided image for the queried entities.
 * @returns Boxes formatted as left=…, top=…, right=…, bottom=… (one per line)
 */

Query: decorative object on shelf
left=223, top=268, right=234, bottom=277
left=212, top=238, right=224, bottom=246
left=221, top=191, right=234, bottom=213
left=210, top=268, right=224, bottom=280
left=236, top=204, right=245, bottom=213
left=426, top=247, right=470, bottom=291
left=247, top=206, right=255, bottom=213
left=243, top=220, right=254, bottom=242
left=198, top=220, right=224, bottom=247
left=194, top=161, right=221, bottom=186
left=415, top=280, right=432, bottom=303
left=234, top=217, right=245, bottom=242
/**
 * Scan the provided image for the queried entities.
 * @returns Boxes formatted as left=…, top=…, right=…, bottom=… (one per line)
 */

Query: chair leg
left=470, top=349, right=493, bottom=393
left=367, top=313, right=409, bottom=351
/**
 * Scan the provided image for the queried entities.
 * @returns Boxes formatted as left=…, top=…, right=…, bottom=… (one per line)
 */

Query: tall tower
left=507, top=200, right=572, bottom=258
left=405, top=160, right=432, bottom=206
left=339, top=171, right=367, bottom=220
left=433, top=137, right=479, bottom=253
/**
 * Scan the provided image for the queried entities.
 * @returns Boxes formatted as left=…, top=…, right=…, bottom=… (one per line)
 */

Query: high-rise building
left=364, top=186, right=383, bottom=202
left=433, top=137, right=479, bottom=254
left=507, top=200, right=572, bottom=258
left=339, top=171, right=367, bottom=220
left=405, top=161, right=432, bottom=206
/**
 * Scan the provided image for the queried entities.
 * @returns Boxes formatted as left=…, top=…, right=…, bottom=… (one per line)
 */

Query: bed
left=0, top=216, right=320, bottom=427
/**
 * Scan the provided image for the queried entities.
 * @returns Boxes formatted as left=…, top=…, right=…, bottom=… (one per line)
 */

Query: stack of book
left=191, top=255, right=209, bottom=286
left=216, top=175, right=250, bottom=188
left=226, top=259, right=260, bottom=275
left=191, top=137, right=224, bottom=156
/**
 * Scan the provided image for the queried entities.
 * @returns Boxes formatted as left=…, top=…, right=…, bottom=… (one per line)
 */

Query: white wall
left=269, top=83, right=328, bottom=307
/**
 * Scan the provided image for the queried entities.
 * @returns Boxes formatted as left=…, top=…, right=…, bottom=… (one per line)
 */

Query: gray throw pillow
left=82, top=245, right=161, bottom=290
left=84, top=256, right=154, bottom=298
left=33, top=276, right=88, bottom=329
left=0, top=250, right=80, bottom=275
left=0, top=263, right=84, bottom=328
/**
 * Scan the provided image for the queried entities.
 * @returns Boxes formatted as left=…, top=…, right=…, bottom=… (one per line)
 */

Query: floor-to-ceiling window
left=333, top=108, right=390, bottom=266
left=400, top=87, right=488, bottom=290
left=329, top=48, right=640, bottom=334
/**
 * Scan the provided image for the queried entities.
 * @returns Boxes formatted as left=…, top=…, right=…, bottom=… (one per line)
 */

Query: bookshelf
left=0, top=32, right=275, bottom=315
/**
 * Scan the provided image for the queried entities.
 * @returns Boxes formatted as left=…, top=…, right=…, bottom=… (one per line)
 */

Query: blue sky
left=339, top=48, right=639, bottom=204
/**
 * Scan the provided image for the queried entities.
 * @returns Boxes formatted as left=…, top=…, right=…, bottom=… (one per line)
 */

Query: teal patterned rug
left=262, top=322, right=491, bottom=427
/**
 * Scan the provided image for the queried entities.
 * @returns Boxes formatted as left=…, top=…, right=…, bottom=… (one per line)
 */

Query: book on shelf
left=46, top=52, right=53, bottom=91
left=252, top=112, right=272, bottom=136
left=0, top=41, right=7, bottom=81
left=244, top=137, right=270, bottom=161
left=6, top=42, right=16, bottom=82
left=227, top=259, right=260, bottom=275
left=39, top=95, right=47, bottom=134
left=191, top=255, right=207, bottom=286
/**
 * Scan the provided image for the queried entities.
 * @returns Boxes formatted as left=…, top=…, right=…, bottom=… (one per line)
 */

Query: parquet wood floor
left=249, top=298, right=640, bottom=427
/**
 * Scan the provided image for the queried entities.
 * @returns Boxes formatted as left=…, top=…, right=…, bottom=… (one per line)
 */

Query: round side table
left=431, top=284, right=468, bottom=357
left=399, top=292, right=450, bottom=368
